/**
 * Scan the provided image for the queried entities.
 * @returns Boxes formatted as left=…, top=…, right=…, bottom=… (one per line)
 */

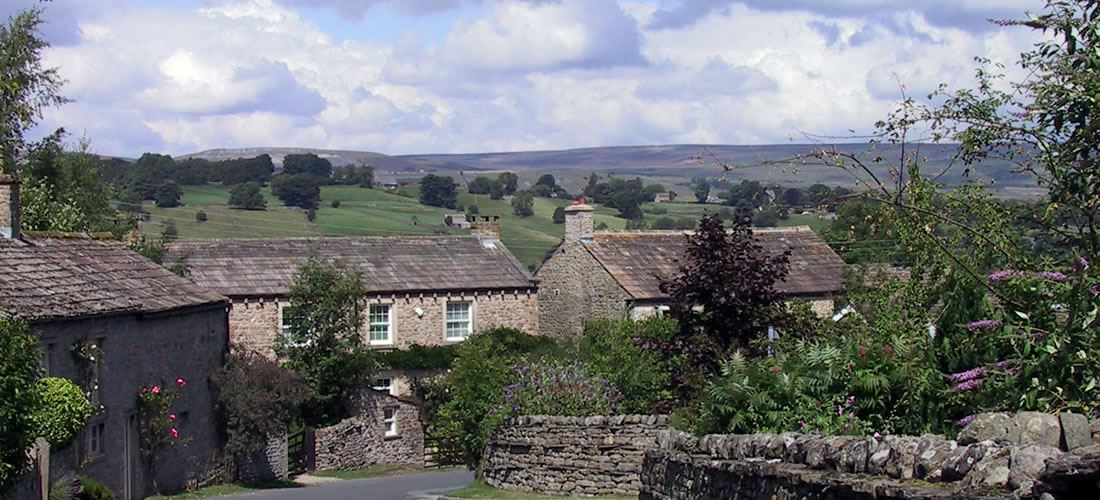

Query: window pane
left=369, top=305, right=391, bottom=342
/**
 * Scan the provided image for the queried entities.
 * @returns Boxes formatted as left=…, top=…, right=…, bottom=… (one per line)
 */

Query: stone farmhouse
left=167, top=220, right=538, bottom=396
left=537, top=202, right=848, bottom=337
left=1, top=179, right=230, bottom=500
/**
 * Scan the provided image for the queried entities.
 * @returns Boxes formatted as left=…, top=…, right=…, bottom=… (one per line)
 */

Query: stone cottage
left=0, top=179, right=230, bottom=500
left=167, top=219, right=538, bottom=396
left=536, top=202, right=847, bottom=337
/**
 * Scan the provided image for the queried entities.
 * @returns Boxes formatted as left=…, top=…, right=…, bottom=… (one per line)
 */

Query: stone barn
left=536, top=202, right=847, bottom=337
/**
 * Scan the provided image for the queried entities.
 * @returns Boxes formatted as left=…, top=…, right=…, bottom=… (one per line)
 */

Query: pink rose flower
left=168, top=414, right=176, bottom=422
left=171, top=428, right=179, bottom=439
left=151, top=385, right=161, bottom=395
left=176, top=377, right=186, bottom=387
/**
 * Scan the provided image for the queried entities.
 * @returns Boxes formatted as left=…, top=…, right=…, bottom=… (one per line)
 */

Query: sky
left=4, top=0, right=1046, bottom=157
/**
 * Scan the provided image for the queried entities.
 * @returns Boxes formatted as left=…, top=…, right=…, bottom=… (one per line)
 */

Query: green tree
left=805, top=184, right=832, bottom=205
left=29, top=377, right=91, bottom=446
left=153, top=181, right=182, bottom=208
left=271, top=174, right=321, bottom=209
left=511, top=190, right=534, bottom=217
left=781, top=187, right=803, bottom=206
left=0, top=318, right=41, bottom=495
left=276, top=256, right=375, bottom=427
left=488, top=179, right=505, bottom=200
left=0, top=6, right=68, bottom=175
left=228, top=182, right=266, bottom=210
left=534, top=174, right=557, bottom=188
left=419, top=174, right=458, bottom=209
left=467, top=176, right=494, bottom=194
left=552, top=206, right=566, bottom=224
left=752, top=206, right=779, bottom=227
left=693, top=178, right=711, bottom=203
left=497, top=172, right=518, bottom=195
left=282, top=153, right=332, bottom=179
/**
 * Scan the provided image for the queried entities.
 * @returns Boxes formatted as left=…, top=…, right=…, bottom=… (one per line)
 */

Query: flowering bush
left=500, top=361, right=622, bottom=417
left=136, top=377, right=186, bottom=460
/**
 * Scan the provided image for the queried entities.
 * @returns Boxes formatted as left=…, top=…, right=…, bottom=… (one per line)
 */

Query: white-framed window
left=40, top=344, right=52, bottom=376
left=280, top=305, right=296, bottom=338
left=383, top=407, right=398, bottom=437
left=87, top=422, right=105, bottom=457
left=368, top=304, right=393, bottom=345
left=373, top=378, right=394, bottom=395
left=445, top=302, right=472, bottom=340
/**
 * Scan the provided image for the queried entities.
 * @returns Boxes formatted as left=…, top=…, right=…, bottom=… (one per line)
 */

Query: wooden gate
left=287, top=429, right=313, bottom=475
left=423, top=434, right=464, bottom=468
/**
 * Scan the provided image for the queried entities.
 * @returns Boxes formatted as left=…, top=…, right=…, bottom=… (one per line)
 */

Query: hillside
left=181, top=144, right=1041, bottom=197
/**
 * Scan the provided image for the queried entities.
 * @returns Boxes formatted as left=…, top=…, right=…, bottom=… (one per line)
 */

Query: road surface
left=217, top=469, right=475, bottom=500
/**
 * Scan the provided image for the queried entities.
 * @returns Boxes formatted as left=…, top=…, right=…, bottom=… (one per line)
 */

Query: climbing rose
left=150, top=385, right=161, bottom=395
left=168, top=414, right=176, bottom=422
left=171, top=428, right=179, bottom=439
left=176, top=377, right=186, bottom=387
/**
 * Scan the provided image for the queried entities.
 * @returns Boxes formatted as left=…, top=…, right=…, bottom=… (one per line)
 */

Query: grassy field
left=641, top=201, right=833, bottom=232
left=140, top=184, right=626, bottom=270
left=142, top=186, right=828, bottom=271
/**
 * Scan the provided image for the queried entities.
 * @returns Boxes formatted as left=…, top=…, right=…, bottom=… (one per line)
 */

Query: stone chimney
left=0, top=176, right=19, bottom=240
left=471, top=215, right=501, bottom=240
left=564, top=202, right=594, bottom=243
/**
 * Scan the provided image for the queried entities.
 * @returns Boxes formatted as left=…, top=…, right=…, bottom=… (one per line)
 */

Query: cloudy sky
left=5, top=0, right=1044, bottom=157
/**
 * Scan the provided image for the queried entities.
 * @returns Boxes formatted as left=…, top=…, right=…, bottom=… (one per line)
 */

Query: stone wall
left=227, top=289, right=538, bottom=356
left=482, top=415, right=669, bottom=496
left=639, top=412, right=1100, bottom=500
left=535, top=242, right=631, bottom=337
left=313, top=390, right=424, bottom=471
left=235, top=433, right=288, bottom=484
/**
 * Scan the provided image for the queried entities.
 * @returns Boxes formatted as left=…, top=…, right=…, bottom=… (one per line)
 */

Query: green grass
left=640, top=202, right=831, bottom=232
left=310, top=464, right=439, bottom=480
left=148, top=481, right=299, bottom=499
left=149, top=184, right=632, bottom=270
left=447, top=481, right=635, bottom=499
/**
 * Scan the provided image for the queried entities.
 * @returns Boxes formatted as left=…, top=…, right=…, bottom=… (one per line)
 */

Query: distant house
left=444, top=213, right=471, bottom=229
left=653, top=192, right=672, bottom=203
left=0, top=178, right=229, bottom=499
left=167, top=218, right=538, bottom=396
left=705, top=194, right=722, bottom=204
left=536, top=202, right=847, bottom=337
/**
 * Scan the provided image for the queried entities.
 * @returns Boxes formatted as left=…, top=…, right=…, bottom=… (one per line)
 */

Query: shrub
left=212, top=350, right=312, bottom=456
left=580, top=318, right=676, bottom=414
left=428, top=327, right=560, bottom=468
left=77, top=476, right=114, bottom=500
left=378, top=344, right=458, bottom=371
left=30, top=377, right=91, bottom=446
left=228, top=182, right=266, bottom=210
left=194, top=211, right=207, bottom=222
left=0, top=318, right=41, bottom=495
left=330, top=199, right=340, bottom=208
left=501, top=361, right=622, bottom=417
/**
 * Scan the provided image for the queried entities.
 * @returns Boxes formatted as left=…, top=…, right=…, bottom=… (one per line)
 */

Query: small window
left=373, top=378, right=394, bottom=395
left=368, top=304, right=393, bottom=345
left=445, top=302, right=472, bottom=340
left=383, top=407, right=398, bottom=437
left=280, top=306, right=311, bottom=347
left=40, top=344, right=52, bottom=376
left=87, top=422, right=105, bottom=457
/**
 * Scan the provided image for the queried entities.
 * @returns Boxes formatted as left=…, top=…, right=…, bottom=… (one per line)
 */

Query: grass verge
left=309, top=464, right=445, bottom=480
left=446, top=481, right=635, bottom=499
left=147, top=480, right=299, bottom=499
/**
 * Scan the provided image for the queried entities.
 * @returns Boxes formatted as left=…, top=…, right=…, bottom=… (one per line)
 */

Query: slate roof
left=168, top=236, right=538, bottom=297
left=0, top=236, right=227, bottom=321
left=582, top=226, right=846, bottom=300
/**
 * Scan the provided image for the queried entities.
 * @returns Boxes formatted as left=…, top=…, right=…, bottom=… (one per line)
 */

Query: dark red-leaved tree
left=655, top=214, right=790, bottom=393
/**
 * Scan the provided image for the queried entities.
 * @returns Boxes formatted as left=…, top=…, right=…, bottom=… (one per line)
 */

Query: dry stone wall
left=482, top=415, right=668, bottom=496
left=313, top=390, right=424, bottom=471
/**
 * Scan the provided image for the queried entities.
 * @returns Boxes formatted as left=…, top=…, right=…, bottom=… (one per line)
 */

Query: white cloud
left=27, top=0, right=1047, bottom=157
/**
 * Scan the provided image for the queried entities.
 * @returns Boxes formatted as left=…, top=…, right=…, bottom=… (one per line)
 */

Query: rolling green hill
left=138, top=185, right=627, bottom=270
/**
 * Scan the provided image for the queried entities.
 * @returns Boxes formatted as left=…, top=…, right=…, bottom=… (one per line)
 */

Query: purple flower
left=1089, top=284, right=1100, bottom=295
left=1037, top=271, right=1070, bottom=282
left=956, top=415, right=976, bottom=427
left=954, top=378, right=984, bottom=392
left=949, top=367, right=985, bottom=383
left=1075, top=257, right=1089, bottom=273
left=967, top=320, right=1003, bottom=331
left=988, top=270, right=1024, bottom=282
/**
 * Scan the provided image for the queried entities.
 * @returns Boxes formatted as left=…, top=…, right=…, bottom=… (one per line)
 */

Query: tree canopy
left=228, top=182, right=266, bottom=210
left=419, top=174, right=458, bottom=209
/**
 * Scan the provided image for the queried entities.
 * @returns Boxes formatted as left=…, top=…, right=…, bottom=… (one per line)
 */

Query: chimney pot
left=0, top=176, right=20, bottom=240
left=471, top=214, right=501, bottom=240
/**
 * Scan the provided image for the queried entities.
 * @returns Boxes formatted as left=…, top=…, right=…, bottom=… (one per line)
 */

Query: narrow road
left=217, top=469, right=475, bottom=500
